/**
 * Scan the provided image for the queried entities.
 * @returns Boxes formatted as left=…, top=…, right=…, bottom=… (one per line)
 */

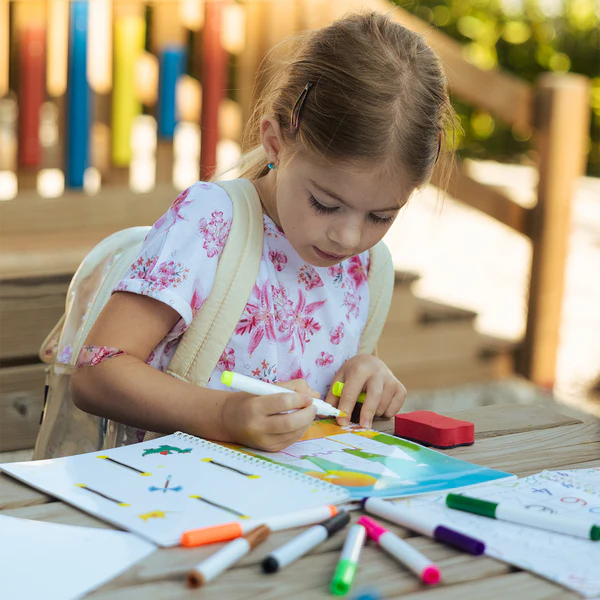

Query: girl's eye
left=368, top=213, right=395, bottom=225
left=308, top=194, right=338, bottom=215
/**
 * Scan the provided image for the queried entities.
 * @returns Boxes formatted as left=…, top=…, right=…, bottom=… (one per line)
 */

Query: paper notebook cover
left=224, top=419, right=514, bottom=500
left=0, top=432, right=349, bottom=547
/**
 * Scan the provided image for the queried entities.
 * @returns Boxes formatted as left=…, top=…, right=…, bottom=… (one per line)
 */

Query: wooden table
left=1, top=404, right=599, bottom=599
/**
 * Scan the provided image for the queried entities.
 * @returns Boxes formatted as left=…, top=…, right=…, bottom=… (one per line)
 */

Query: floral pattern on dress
left=236, top=280, right=277, bottom=357
left=153, top=187, right=193, bottom=232
left=342, top=290, right=361, bottom=321
left=315, top=351, right=334, bottom=368
left=329, top=322, right=345, bottom=345
left=218, top=347, right=236, bottom=371
left=327, top=264, right=345, bottom=288
left=269, top=250, right=288, bottom=272
left=198, top=210, right=232, bottom=258
left=251, top=359, right=277, bottom=383
left=76, top=345, right=125, bottom=367
left=298, top=264, right=324, bottom=291
left=347, top=255, right=368, bottom=289
left=278, top=289, right=326, bottom=354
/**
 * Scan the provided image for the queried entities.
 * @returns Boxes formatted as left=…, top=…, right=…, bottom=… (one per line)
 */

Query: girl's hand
left=221, top=384, right=317, bottom=452
left=325, top=354, right=406, bottom=429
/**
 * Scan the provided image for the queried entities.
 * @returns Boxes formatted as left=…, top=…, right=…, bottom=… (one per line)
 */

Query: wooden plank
left=398, top=571, right=579, bottom=600
left=448, top=421, right=600, bottom=476
left=0, top=228, right=120, bottom=279
left=430, top=158, right=529, bottom=235
left=377, top=321, right=511, bottom=368
left=390, top=354, right=512, bottom=392
left=2, top=498, right=113, bottom=529
left=0, top=277, right=68, bottom=358
left=0, top=183, right=174, bottom=237
left=0, top=472, right=52, bottom=510
left=90, top=534, right=511, bottom=598
left=0, top=364, right=45, bottom=451
left=0, top=448, right=33, bottom=463
left=373, top=404, right=581, bottom=438
left=518, top=74, right=591, bottom=389
left=443, top=404, right=582, bottom=439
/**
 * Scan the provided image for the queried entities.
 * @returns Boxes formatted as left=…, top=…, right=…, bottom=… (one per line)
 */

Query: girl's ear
left=260, top=116, right=284, bottom=163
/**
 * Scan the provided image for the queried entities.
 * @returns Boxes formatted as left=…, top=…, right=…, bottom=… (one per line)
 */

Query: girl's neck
left=252, top=171, right=281, bottom=228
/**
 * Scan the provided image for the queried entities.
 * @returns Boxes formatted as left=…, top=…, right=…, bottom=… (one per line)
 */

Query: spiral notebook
left=227, top=419, right=514, bottom=500
left=0, top=432, right=349, bottom=547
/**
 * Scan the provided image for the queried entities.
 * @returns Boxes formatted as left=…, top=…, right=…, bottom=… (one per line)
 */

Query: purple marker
left=361, top=497, right=485, bottom=555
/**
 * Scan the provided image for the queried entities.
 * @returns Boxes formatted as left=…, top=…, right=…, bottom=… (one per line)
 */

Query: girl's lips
left=314, top=246, right=347, bottom=261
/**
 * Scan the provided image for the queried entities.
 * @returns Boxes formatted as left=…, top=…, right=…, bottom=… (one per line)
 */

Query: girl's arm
left=71, top=292, right=316, bottom=449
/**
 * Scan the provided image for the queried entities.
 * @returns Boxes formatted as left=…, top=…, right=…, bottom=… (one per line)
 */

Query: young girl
left=72, top=12, right=456, bottom=452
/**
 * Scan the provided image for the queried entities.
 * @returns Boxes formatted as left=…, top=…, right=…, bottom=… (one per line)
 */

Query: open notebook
left=1, top=421, right=512, bottom=545
left=227, top=419, right=514, bottom=500
left=0, top=432, right=348, bottom=547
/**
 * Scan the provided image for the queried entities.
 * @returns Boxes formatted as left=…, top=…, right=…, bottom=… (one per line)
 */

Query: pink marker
left=358, top=516, right=441, bottom=585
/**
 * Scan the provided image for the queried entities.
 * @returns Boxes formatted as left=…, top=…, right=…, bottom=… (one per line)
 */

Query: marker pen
left=187, top=524, right=270, bottom=587
left=358, top=516, right=441, bottom=585
left=181, top=504, right=339, bottom=547
left=262, top=511, right=350, bottom=573
left=331, top=524, right=366, bottom=596
left=362, top=497, right=485, bottom=555
left=446, top=493, right=600, bottom=541
left=222, top=371, right=346, bottom=418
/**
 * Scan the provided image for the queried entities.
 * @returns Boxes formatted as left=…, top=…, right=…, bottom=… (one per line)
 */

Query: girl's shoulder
left=157, top=181, right=233, bottom=227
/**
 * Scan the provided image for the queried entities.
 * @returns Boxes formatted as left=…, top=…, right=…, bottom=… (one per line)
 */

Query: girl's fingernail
left=361, top=419, right=371, bottom=429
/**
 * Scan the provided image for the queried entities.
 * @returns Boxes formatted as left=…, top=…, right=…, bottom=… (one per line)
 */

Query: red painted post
left=200, top=0, right=227, bottom=181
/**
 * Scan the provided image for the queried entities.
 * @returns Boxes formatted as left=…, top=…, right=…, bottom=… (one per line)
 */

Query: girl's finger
left=335, top=377, right=366, bottom=426
left=384, top=383, right=407, bottom=418
left=262, top=392, right=313, bottom=416
left=264, top=404, right=317, bottom=434
left=359, top=376, right=384, bottom=429
left=277, top=379, right=320, bottom=398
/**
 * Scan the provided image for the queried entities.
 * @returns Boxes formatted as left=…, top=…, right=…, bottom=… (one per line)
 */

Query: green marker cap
left=331, top=559, right=358, bottom=596
left=221, top=371, right=234, bottom=387
left=446, top=493, right=498, bottom=519
left=592, top=524, right=600, bottom=541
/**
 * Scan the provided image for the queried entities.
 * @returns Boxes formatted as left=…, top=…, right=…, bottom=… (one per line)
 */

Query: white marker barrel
left=364, top=497, right=435, bottom=536
left=265, top=505, right=338, bottom=532
left=379, top=532, right=434, bottom=577
left=266, top=526, right=328, bottom=570
left=339, top=524, right=367, bottom=562
left=496, top=504, right=594, bottom=538
left=191, top=538, right=250, bottom=584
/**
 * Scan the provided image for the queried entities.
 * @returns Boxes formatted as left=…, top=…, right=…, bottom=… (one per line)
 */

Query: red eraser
left=394, top=411, right=474, bottom=449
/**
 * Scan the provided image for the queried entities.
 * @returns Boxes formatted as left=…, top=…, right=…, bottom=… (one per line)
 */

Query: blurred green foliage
left=397, top=0, right=600, bottom=175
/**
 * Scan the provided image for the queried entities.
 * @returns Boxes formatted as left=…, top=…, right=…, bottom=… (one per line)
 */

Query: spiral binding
left=174, top=432, right=349, bottom=502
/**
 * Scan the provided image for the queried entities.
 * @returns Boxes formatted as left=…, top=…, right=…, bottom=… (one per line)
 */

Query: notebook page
left=390, top=472, right=600, bottom=597
left=0, top=433, right=349, bottom=546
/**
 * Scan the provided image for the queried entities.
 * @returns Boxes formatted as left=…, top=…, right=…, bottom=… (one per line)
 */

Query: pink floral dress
left=109, top=181, right=370, bottom=445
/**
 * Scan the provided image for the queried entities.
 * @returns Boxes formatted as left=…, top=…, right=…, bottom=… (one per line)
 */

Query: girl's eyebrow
left=309, top=179, right=399, bottom=212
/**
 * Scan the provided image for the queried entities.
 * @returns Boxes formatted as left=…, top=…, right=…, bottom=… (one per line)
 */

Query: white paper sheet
left=391, top=469, right=600, bottom=598
left=0, top=515, right=156, bottom=600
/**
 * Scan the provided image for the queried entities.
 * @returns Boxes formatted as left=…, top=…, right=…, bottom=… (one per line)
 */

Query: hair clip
left=290, top=83, right=313, bottom=135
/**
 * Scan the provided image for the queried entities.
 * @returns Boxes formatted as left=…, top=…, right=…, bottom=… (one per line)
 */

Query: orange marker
left=181, top=504, right=339, bottom=547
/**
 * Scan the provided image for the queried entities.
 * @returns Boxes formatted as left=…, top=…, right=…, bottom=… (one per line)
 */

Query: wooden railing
left=0, top=0, right=591, bottom=389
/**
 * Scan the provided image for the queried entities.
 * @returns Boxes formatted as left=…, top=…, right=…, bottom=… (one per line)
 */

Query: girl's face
left=263, top=152, right=410, bottom=267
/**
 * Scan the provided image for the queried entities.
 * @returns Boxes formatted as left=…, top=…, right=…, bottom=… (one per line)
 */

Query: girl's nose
left=327, top=219, right=361, bottom=252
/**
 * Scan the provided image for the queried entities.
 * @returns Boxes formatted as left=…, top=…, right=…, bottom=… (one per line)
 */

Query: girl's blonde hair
left=236, top=11, right=457, bottom=196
